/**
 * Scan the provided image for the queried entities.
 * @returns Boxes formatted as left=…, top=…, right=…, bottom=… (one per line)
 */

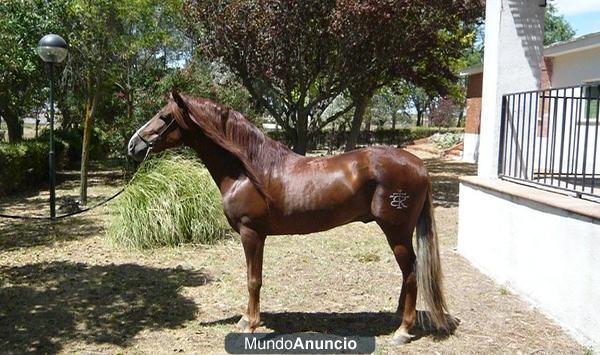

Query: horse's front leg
left=236, top=226, right=265, bottom=333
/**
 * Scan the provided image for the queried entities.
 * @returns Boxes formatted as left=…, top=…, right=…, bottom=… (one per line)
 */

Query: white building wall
left=460, top=2, right=600, bottom=349
left=543, top=48, right=600, bottom=179
left=462, top=133, right=480, bottom=163
left=458, top=182, right=600, bottom=349
left=551, top=46, right=600, bottom=87
left=478, top=0, right=545, bottom=178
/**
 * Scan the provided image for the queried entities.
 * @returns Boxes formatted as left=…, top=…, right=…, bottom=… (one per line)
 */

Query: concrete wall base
left=458, top=180, right=600, bottom=349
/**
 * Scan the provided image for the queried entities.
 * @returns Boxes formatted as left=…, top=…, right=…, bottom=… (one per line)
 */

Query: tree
left=429, top=97, right=459, bottom=128
left=544, top=2, right=575, bottom=46
left=369, top=86, right=410, bottom=131
left=0, top=0, right=67, bottom=142
left=462, top=24, right=484, bottom=67
left=64, top=0, right=122, bottom=204
left=405, top=84, right=434, bottom=127
left=63, top=0, right=186, bottom=204
left=186, top=1, right=351, bottom=154
left=333, top=0, right=482, bottom=150
left=112, top=0, right=186, bottom=125
left=186, top=0, right=483, bottom=154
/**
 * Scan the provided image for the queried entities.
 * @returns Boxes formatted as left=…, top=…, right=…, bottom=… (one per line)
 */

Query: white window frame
left=581, top=79, right=600, bottom=125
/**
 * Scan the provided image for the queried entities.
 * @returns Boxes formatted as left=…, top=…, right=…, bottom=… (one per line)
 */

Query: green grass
left=107, top=150, right=232, bottom=249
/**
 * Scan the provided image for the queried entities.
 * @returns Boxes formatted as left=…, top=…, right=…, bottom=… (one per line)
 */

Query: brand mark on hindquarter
left=389, top=191, right=409, bottom=209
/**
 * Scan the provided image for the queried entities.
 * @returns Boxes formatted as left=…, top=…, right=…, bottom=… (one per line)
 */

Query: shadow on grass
left=0, top=261, right=210, bottom=354
left=424, top=159, right=477, bottom=208
left=200, top=311, right=457, bottom=341
left=0, top=215, right=105, bottom=251
left=0, top=167, right=127, bottom=251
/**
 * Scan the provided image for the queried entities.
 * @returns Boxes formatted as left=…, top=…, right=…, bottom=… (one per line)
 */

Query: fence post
left=497, top=95, right=507, bottom=176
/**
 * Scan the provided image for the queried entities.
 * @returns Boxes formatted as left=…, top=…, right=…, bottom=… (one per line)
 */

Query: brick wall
left=465, top=73, right=483, bottom=134
left=541, top=57, right=553, bottom=90
left=467, top=73, right=483, bottom=98
left=538, top=57, right=553, bottom=136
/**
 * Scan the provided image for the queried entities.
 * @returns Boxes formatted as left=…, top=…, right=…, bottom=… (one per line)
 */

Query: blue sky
left=554, top=0, right=600, bottom=36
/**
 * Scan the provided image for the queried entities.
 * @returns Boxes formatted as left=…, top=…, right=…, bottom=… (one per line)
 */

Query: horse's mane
left=170, top=95, right=291, bottom=203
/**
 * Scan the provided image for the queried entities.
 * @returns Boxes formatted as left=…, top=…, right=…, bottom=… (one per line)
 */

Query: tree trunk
left=328, top=122, right=336, bottom=154
left=457, top=108, right=464, bottom=127
left=416, top=111, right=423, bottom=127
left=4, top=114, right=23, bottom=143
left=345, top=96, right=370, bottom=152
left=293, top=110, right=308, bottom=155
left=58, top=96, right=73, bottom=132
left=2, top=109, right=23, bottom=143
left=6, top=118, right=23, bottom=142
left=127, top=91, right=133, bottom=123
left=80, top=87, right=99, bottom=205
left=126, top=61, right=134, bottom=123
left=364, top=115, right=372, bottom=144
left=391, top=112, right=397, bottom=131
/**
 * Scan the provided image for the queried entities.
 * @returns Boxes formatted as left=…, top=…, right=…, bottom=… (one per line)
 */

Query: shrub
left=0, top=125, right=111, bottom=196
left=0, top=139, right=67, bottom=196
left=429, top=132, right=464, bottom=149
left=107, top=151, right=232, bottom=249
left=364, top=126, right=463, bottom=148
left=39, top=127, right=109, bottom=166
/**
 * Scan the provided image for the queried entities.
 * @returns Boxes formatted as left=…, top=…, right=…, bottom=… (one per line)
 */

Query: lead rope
left=0, top=147, right=154, bottom=221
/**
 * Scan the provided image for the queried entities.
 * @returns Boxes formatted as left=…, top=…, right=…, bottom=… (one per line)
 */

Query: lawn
left=0, top=150, right=586, bottom=354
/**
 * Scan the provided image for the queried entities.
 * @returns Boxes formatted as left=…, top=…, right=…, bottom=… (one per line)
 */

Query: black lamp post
left=37, top=34, right=68, bottom=220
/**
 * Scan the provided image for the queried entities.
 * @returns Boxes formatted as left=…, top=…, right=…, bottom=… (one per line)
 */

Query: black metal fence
left=499, top=84, right=600, bottom=201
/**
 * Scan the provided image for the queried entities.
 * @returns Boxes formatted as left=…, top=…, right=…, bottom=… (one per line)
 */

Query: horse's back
left=329, top=145, right=428, bottom=184
left=363, top=146, right=429, bottom=184
left=262, top=146, right=429, bottom=234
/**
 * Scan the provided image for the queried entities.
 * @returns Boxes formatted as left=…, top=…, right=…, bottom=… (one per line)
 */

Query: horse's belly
left=266, top=212, right=366, bottom=235
left=266, top=194, right=373, bottom=235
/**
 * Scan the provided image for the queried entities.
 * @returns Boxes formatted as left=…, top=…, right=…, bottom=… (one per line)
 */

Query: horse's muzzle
left=127, top=134, right=149, bottom=162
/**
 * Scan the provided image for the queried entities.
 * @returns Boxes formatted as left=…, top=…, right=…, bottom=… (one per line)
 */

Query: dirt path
left=0, top=155, right=586, bottom=354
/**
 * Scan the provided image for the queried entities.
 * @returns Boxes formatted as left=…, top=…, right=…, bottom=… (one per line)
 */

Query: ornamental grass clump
left=108, top=151, right=231, bottom=249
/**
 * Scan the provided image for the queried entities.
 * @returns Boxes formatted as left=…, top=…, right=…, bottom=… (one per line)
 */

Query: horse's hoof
left=236, top=317, right=249, bottom=330
left=391, top=333, right=414, bottom=345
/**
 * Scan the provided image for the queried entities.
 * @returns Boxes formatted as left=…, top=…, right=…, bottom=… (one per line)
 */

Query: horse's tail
left=415, top=180, right=453, bottom=331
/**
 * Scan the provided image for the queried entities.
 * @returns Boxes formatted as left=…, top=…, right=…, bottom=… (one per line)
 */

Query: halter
left=136, top=116, right=176, bottom=152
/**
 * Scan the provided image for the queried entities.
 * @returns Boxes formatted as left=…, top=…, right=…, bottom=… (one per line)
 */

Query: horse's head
left=127, top=91, right=189, bottom=161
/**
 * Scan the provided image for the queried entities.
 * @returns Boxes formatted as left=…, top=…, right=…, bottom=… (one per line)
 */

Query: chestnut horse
left=128, top=91, right=453, bottom=344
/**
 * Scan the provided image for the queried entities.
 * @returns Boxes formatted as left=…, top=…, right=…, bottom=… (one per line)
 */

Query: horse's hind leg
left=378, top=221, right=418, bottom=344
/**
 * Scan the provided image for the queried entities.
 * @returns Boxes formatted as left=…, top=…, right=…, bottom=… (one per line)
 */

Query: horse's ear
left=170, top=88, right=191, bottom=130
left=171, top=89, right=186, bottom=110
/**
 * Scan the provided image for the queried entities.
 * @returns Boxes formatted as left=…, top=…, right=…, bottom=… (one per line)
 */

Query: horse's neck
left=185, top=133, right=242, bottom=193
left=184, top=115, right=298, bottom=197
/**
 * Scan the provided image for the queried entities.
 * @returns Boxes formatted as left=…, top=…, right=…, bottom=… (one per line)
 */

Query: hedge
left=266, top=126, right=464, bottom=150
left=0, top=139, right=67, bottom=196
left=0, top=127, right=111, bottom=196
